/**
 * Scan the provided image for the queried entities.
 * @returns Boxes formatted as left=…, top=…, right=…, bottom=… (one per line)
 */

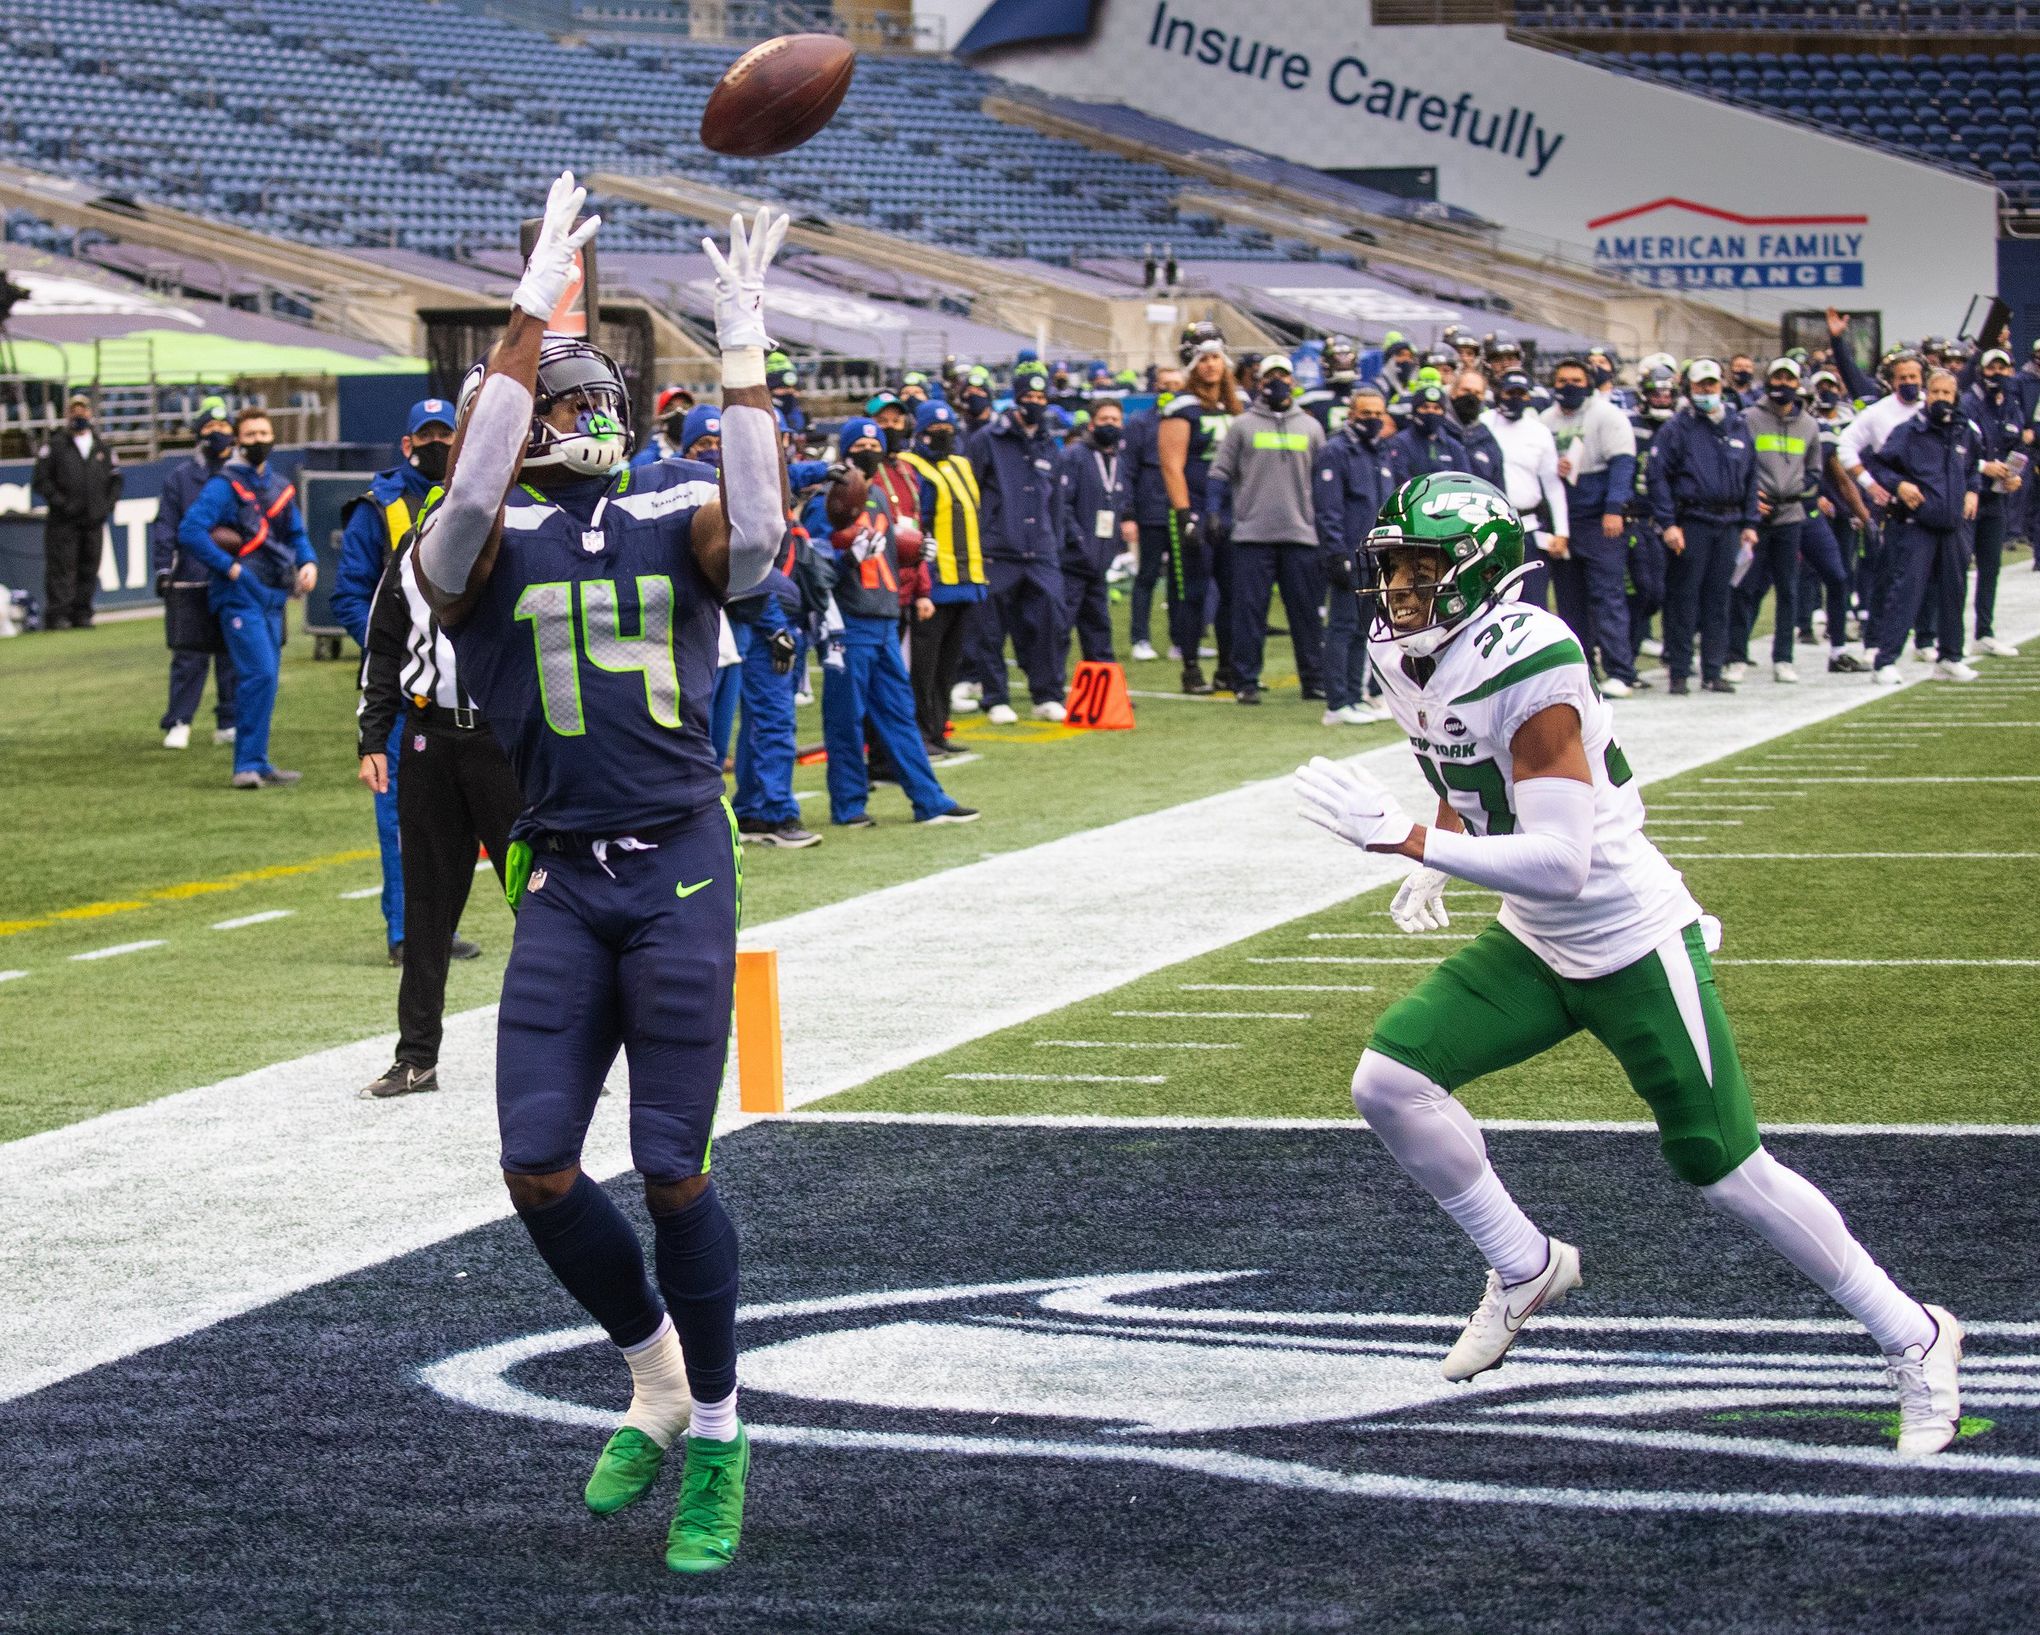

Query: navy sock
left=516, top=1173, right=663, bottom=1349
left=651, top=1181, right=739, bottom=1404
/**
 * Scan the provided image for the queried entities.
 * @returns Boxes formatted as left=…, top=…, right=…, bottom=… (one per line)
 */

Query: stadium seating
left=1515, top=0, right=2035, bottom=30
left=0, top=0, right=1322, bottom=267
left=1589, top=45, right=2040, bottom=204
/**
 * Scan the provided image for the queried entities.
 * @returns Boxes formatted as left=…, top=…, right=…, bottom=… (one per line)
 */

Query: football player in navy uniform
left=413, top=174, right=789, bottom=1575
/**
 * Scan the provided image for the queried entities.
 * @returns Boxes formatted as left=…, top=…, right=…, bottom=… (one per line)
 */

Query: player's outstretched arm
left=692, top=208, right=792, bottom=596
left=417, top=171, right=599, bottom=621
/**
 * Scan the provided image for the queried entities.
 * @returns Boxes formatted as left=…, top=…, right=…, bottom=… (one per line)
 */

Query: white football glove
left=702, top=206, right=789, bottom=353
left=1389, top=867, right=1452, bottom=932
left=512, top=170, right=601, bottom=322
left=1294, top=756, right=1415, bottom=852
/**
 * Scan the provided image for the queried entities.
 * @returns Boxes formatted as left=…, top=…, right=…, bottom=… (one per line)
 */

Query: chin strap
left=1489, top=562, right=1541, bottom=605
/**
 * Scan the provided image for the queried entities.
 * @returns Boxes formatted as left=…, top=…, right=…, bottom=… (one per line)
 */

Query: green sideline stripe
left=1450, top=639, right=1585, bottom=704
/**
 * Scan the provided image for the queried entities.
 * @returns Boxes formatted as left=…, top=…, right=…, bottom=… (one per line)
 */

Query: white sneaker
left=950, top=681, right=982, bottom=706
left=212, top=726, right=235, bottom=746
left=1166, top=644, right=1183, bottom=661
left=1032, top=700, right=1067, bottom=723
left=1129, top=640, right=1158, bottom=662
left=793, top=689, right=814, bottom=708
left=162, top=722, right=191, bottom=750
left=1724, top=661, right=1748, bottom=684
left=1199, top=644, right=1218, bottom=659
left=1932, top=660, right=1980, bottom=683
left=1773, top=662, right=1799, bottom=684
left=1974, top=635, right=2021, bottom=658
left=1870, top=665, right=1903, bottom=687
left=1810, top=607, right=1827, bottom=639
left=1886, top=1304, right=1963, bottom=1457
left=986, top=703, right=1018, bottom=725
left=1639, top=637, right=1664, bottom=658
left=1600, top=675, right=1633, bottom=698
left=1441, top=1238, right=1582, bottom=1382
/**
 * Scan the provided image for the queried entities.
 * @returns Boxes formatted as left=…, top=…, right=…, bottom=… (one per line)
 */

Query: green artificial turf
left=0, top=599, right=1370, bottom=1139
left=827, top=654, right=2040, bottom=1127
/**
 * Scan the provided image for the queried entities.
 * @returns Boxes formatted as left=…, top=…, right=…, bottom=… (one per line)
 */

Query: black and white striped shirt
left=356, top=544, right=479, bottom=753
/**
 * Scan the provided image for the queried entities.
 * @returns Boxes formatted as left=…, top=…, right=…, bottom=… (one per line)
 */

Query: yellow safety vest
left=899, top=451, right=985, bottom=589
left=381, top=493, right=413, bottom=554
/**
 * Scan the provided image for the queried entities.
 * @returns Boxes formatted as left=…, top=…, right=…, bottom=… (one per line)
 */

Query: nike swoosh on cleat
left=675, top=879, right=714, bottom=899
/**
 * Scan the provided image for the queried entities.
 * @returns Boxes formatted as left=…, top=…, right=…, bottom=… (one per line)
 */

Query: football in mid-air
left=699, top=33, right=856, bottom=157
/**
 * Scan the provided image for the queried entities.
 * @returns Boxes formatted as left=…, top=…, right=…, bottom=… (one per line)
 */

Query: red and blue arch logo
left=1587, top=198, right=1867, bottom=291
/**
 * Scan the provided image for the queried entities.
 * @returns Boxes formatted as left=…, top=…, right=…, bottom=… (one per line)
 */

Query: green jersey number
left=513, top=576, right=682, bottom=738
left=1415, top=741, right=1633, bottom=835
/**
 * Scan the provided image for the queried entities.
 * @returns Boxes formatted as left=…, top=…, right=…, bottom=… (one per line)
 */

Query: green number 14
left=513, top=576, right=682, bottom=737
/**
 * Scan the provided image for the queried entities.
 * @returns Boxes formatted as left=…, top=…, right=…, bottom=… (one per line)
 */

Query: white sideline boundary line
left=3, top=579, right=2035, bottom=1407
left=210, top=909, right=295, bottom=932
left=68, top=940, right=165, bottom=962
left=772, top=1110, right=2040, bottom=1138
left=337, top=885, right=382, bottom=900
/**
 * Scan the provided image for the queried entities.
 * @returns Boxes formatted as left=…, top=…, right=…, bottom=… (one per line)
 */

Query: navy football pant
left=1973, top=505, right=2007, bottom=640
left=731, top=619, right=799, bottom=826
left=1661, top=519, right=1740, bottom=684
left=213, top=572, right=287, bottom=775
left=162, top=647, right=237, bottom=731
left=1229, top=541, right=1323, bottom=692
left=1060, top=553, right=1114, bottom=667
left=1131, top=521, right=1168, bottom=648
left=1550, top=525, right=1636, bottom=683
left=821, top=630, right=954, bottom=823
left=982, top=557, right=1066, bottom=706
left=1625, top=521, right=1665, bottom=661
left=1727, top=521, right=1803, bottom=666
left=1870, top=521, right=1968, bottom=668
left=496, top=800, right=739, bottom=1184
left=1320, top=581, right=1375, bottom=712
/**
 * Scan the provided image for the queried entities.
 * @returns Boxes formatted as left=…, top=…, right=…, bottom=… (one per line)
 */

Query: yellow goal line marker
left=0, top=848, right=378, bottom=938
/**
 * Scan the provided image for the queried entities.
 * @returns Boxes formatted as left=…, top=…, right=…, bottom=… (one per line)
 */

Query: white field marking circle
left=419, top=1272, right=2040, bottom=1522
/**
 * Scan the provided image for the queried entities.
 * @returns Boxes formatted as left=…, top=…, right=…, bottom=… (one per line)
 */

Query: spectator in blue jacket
left=1387, top=383, right=1464, bottom=479
left=1646, top=360, right=1760, bottom=695
left=1447, top=370, right=1507, bottom=492
left=177, top=408, right=315, bottom=786
left=968, top=365, right=1069, bottom=723
left=332, top=397, right=455, bottom=956
left=1312, top=385, right=1401, bottom=726
left=1543, top=356, right=1642, bottom=694
left=1057, top=398, right=1133, bottom=669
left=1118, top=372, right=1178, bottom=660
left=1863, top=370, right=1983, bottom=683
left=902, top=399, right=987, bottom=753
left=1960, top=349, right=2025, bottom=659
left=629, top=386, right=696, bottom=468
left=153, top=398, right=238, bottom=751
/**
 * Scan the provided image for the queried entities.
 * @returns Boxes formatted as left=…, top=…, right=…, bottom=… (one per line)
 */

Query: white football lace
left=1884, top=1353, right=1934, bottom=1420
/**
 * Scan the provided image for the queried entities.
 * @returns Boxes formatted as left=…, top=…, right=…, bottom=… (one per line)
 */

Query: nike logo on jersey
left=675, top=878, right=714, bottom=899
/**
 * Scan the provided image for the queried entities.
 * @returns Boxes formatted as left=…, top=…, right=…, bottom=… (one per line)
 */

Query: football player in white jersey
left=1294, top=471, right=1963, bottom=1455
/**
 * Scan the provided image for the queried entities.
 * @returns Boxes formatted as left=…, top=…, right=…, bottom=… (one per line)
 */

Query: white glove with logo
left=1389, top=867, right=1452, bottom=932
left=1295, top=756, right=1415, bottom=852
left=702, top=206, right=789, bottom=354
left=512, top=170, right=601, bottom=322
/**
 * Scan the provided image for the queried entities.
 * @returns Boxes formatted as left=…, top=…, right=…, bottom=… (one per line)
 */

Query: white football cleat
left=950, top=680, right=982, bottom=706
left=212, top=725, right=236, bottom=746
left=1600, top=675, right=1634, bottom=698
left=1870, top=664, right=1903, bottom=687
left=1974, top=635, right=2021, bottom=658
left=1032, top=700, right=1068, bottom=723
left=1129, top=640, right=1159, bottom=662
left=162, top=722, right=191, bottom=750
left=1932, top=660, right=1980, bottom=683
left=1773, top=662, right=1799, bottom=685
left=985, top=703, right=1018, bottom=725
left=1442, top=1238, right=1582, bottom=1382
left=1723, top=661, right=1748, bottom=684
left=1886, top=1304, right=1963, bottom=1457
left=1639, top=637, right=1664, bottom=658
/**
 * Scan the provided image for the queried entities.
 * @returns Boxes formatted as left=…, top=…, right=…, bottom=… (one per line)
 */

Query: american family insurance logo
left=1590, top=198, right=1867, bottom=291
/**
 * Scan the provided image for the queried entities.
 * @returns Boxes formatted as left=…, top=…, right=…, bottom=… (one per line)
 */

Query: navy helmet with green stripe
left=1361, top=471, right=1527, bottom=658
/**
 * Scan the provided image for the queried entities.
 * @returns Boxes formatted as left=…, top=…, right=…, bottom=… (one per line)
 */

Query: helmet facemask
left=526, top=341, right=632, bottom=478
left=1361, top=475, right=1529, bottom=658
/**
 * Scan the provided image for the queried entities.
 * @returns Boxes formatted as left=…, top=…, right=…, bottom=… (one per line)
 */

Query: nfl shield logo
left=413, top=734, right=427, bottom=753
left=582, top=529, right=605, bottom=554
left=1417, top=709, right=1428, bottom=731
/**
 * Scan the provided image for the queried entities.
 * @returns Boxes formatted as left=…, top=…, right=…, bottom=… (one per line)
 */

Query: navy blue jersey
left=1166, top=393, right=1235, bottom=510
left=447, top=459, right=726, bottom=835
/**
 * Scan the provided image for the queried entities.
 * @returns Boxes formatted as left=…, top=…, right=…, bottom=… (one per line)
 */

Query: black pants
left=43, top=517, right=101, bottom=628
left=1230, top=540, right=1325, bottom=692
left=1131, top=521, right=1169, bottom=647
left=1060, top=555, right=1114, bottom=667
left=163, top=648, right=237, bottom=730
left=910, top=598, right=973, bottom=747
left=396, top=718, right=523, bottom=1068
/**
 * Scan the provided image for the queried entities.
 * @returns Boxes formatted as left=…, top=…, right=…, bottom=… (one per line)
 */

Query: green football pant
left=1369, top=920, right=1761, bottom=1186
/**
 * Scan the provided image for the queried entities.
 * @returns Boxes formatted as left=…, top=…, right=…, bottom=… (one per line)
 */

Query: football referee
left=356, top=541, right=524, bottom=1098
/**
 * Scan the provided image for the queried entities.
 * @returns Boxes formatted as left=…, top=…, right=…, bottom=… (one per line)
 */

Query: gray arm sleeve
left=415, top=372, right=533, bottom=594
left=718, top=402, right=783, bottom=598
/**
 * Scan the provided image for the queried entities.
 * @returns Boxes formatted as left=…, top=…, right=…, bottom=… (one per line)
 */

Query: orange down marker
left=1065, top=660, right=1135, bottom=729
left=735, top=947, right=785, bottom=1112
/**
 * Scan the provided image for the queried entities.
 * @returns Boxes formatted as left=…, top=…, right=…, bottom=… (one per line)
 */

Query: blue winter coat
left=1119, top=407, right=1171, bottom=527
left=968, top=411, right=1065, bottom=564
left=178, top=460, right=312, bottom=589
left=1863, top=411, right=1982, bottom=532
left=1058, top=441, right=1131, bottom=574
left=1647, top=408, right=1761, bottom=528
left=1313, top=426, right=1407, bottom=558
left=150, top=450, right=229, bottom=578
left=333, top=462, right=434, bottom=645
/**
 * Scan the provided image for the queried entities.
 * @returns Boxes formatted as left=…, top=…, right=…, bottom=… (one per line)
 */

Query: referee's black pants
left=396, top=711, right=523, bottom=1069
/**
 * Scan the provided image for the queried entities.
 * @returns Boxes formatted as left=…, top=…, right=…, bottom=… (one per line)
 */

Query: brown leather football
left=825, top=465, right=869, bottom=528
left=699, top=34, right=856, bottom=158
left=210, top=525, right=245, bottom=553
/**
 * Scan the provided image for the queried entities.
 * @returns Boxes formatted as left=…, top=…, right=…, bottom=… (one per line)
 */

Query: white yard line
left=774, top=1110, right=2040, bottom=1138
left=337, top=886, right=382, bottom=900
left=1665, top=851, right=2040, bottom=861
left=3, top=574, right=2034, bottom=1407
left=1307, top=931, right=1472, bottom=941
left=1703, top=776, right=2040, bottom=784
left=0, top=971, right=25, bottom=984
left=1112, top=1010, right=1311, bottom=1020
left=944, top=1071, right=1169, bottom=1084
left=1182, top=983, right=1378, bottom=993
left=209, top=909, right=295, bottom=932
left=1643, top=818, right=1744, bottom=825
left=67, top=940, right=165, bottom=962
left=1033, top=1039, right=1243, bottom=1050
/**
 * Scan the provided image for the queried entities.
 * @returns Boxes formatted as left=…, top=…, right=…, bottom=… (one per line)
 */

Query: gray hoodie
left=1209, top=400, right=1325, bottom=543
left=1742, top=398, right=1824, bottom=527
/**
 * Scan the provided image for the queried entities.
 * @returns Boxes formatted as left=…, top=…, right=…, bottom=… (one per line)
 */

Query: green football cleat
left=664, top=1424, right=749, bottom=1574
left=584, top=1426, right=668, bottom=1515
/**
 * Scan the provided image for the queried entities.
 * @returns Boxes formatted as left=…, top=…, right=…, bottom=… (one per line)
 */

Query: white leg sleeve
left=1352, top=1049, right=1549, bottom=1284
left=717, top=402, right=785, bottom=599
left=1702, top=1147, right=1934, bottom=1354
left=415, top=371, right=532, bottom=596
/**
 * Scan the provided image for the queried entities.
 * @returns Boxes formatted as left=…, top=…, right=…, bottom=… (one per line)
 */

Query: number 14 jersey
left=1369, top=601, right=1700, bottom=979
left=443, top=460, right=728, bottom=835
